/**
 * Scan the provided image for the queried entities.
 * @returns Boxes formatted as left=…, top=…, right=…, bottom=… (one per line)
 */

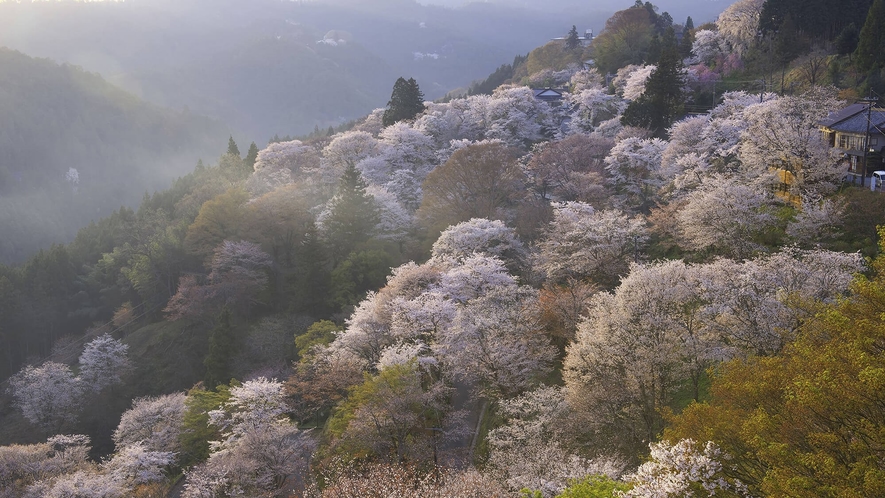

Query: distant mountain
left=419, top=0, right=728, bottom=24
left=0, top=48, right=228, bottom=264
left=0, top=0, right=623, bottom=140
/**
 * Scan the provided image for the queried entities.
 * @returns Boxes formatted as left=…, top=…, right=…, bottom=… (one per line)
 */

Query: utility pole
left=861, top=92, right=878, bottom=187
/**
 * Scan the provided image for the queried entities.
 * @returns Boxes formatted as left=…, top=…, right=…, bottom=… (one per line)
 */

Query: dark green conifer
left=566, top=25, right=581, bottom=50
left=382, top=77, right=426, bottom=126
left=245, top=142, right=259, bottom=169
left=227, top=136, right=240, bottom=157
left=622, top=27, right=685, bottom=137
left=855, top=0, right=885, bottom=71
left=836, top=23, right=859, bottom=61
left=204, top=306, right=235, bottom=389
left=324, top=164, right=379, bottom=264
left=680, top=17, right=695, bottom=58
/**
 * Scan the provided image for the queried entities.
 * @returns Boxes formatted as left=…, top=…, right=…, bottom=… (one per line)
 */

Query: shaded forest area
left=0, top=48, right=228, bottom=264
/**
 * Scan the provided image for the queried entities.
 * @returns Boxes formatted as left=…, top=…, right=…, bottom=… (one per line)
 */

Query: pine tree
left=565, top=25, right=581, bottom=50
left=680, top=16, right=695, bottom=58
left=204, top=306, right=235, bottom=389
left=855, top=0, right=885, bottom=71
left=295, top=222, right=330, bottom=315
left=324, top=163, right=379, bottom=264
left=836, top=23, right=859, bottom=61
left=622, top=27, right=685, bottom=137
left=382, top=77, right=426, bottom=126
left=245, top=142, right=259, bottom=170
left=227, top=136, right=240, bottom=158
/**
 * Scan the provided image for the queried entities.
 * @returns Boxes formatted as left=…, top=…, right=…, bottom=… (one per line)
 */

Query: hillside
left=2, top=0, right=885, bottom=496
left=0, top=48, right=228, bottom=264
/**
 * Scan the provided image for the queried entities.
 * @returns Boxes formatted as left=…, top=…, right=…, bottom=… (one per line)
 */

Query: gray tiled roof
left=819, top=103, right=867, bottom=127
left=826, top=109, right=885, bottom=134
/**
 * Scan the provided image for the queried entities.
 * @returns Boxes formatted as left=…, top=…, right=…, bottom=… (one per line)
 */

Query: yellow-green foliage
left=521, top=42, right=589, bottom=78
left=295, top=320, right=341, bottom=360
left=178, top=382, right=234, bottom=468
left=555, top=475, right=631, bottom=498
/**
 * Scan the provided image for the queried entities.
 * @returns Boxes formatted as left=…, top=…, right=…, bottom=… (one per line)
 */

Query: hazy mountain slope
left=0, top=0, right=617, bottom=139
left=0, top=48, right=228, bottom=264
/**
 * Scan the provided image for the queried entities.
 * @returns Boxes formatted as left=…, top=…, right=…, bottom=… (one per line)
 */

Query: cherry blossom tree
left=415, top=97, right=490, bottom=146
left=568, top=89, right=625, bottom=135
left=563, top=260, right=721, bottom=457
left=367, top=185, right=416, bottom=245
left=569, top=68, right=605, bottom=92
left=430, top=218, right=526, bottom=270
left=716, top=0, right=765, bottom=56
left=378, top=123, right=438, bottom=178
left=113, top=393, right=187, bottom=455
left=535, top=202, right=647, bottom=286
left=0, top=435, right=91, bottom=496
left=435, top=285, right=556, bottom=398
left=9, top=362, right=84, bottom=432
left=244, top=167, right=295, bottom=197
left=739, top=87, right=844, bottom=196
left=612, top=65, right=641, bottom=96
left=524, top=133, right=614, bottom=205
left=485, top=86, right=554, bottom=148
left=353, top=108, right=386, bottom=136
left=675, top=176, right=775, bottom=258
left=623, top=439, right=746, bottom=498
left=702, top=248, right=864, bottom=355
left=27, top=470, right=125, bottom=498
left=785, top=198, right=845, bottom=246
left=322, top=131, right=379, bottom=170
left=103, top=443, right=175, bottom=486
left=184, top=378, right=310, bottom=498
left=622, top=65, right=656, bottom=101
left=306, top=464, right=509, bottom=497
left=604, top=136, right=667, bottom=211
left=691, top=31, right=727, bottom=65
left=78, top=334, right=130, bottom=392
left=436, top=254, right=517, bottom=304
left=486, top=386, right=626, bottom=496
left=253, top=140, right=313, bottom=174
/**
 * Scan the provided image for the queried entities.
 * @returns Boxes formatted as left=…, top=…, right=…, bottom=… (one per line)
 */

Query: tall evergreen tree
left=855, top=0, right=885, bottom=71
left=295, top=222, right=330, bottom=315
left=204, top=306, right=235, bottom=389
left=324, top=163, right=379, bottom=264
left=836, top=23, right=860, bottom=61
left=245, top=142, right=259, bottom=170
left=622, top=27, right=685, bottom=137
left=680, top=16, right=695, bottom=58
left=227, top=136, right=240, bottom=157
left=382, top=77, right=426, bottom=126
left=565, top=25, right=581, bottom=50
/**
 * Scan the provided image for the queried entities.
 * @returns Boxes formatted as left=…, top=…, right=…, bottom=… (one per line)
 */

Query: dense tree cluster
left=4, top=0, right=885, bottom=495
